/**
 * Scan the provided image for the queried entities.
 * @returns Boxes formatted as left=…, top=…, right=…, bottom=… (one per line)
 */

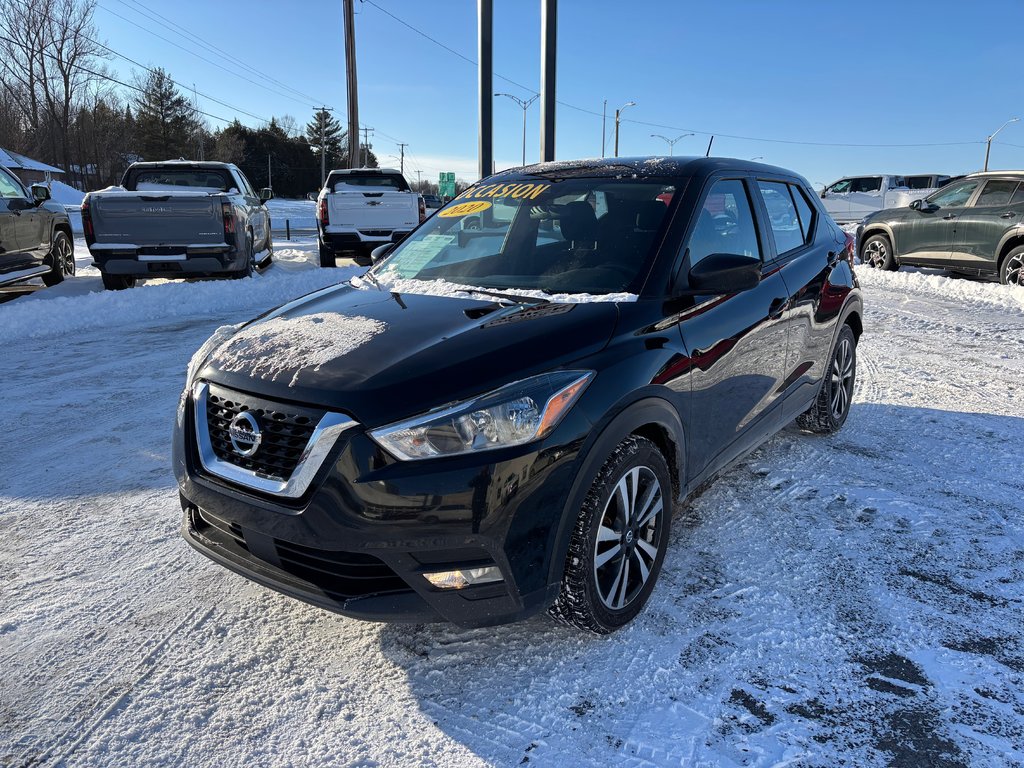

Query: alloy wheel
left=863, top=240, right=886, bottom=268
left=1006, top=253, right=1024, bottom=287
left=830, top=337, right=854, bottom=419
left=56, top=235, right=75, bottom=276
left=593, top=466, right=664, bottom=611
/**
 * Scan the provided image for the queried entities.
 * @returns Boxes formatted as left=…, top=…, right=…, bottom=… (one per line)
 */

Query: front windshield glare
left=372, top=177, right=677, bottom=296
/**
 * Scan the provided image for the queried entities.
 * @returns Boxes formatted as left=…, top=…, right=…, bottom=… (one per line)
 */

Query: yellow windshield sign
left=437, top=200, right=492, bottom=218
left=454, top=182, right=552, bottom=202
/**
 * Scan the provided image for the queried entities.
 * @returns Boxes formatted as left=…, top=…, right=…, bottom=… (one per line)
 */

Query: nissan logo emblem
left=228, top=411, right=262, bottom=457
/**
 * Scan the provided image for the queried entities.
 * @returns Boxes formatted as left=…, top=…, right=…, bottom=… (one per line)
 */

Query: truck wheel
left=549, top=435, right=671, bottom=634
left=999, top=245, right=1024, bottom=287
left=797, top=325, right=857, bottom=434
left=232, top=234, right=255, bottom=279
left=318, top=239, right=336, bottom=268
left=860, top=233, right=896, bottom=271
left=42, top=231, right=75, bottom=286
left=258, top=231, right=274, bottom=269
left=101, top=272, right=136, bottom=291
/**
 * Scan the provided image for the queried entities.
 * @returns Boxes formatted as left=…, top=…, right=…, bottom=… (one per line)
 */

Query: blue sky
left=95, top=0, right=1024, bottom=186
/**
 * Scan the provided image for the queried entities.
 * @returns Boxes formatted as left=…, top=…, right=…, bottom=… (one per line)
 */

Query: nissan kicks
left=174, top=157, right=863, bottom=634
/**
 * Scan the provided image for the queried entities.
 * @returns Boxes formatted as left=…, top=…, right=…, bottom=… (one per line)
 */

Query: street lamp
left=495, top=92, right=539, bottom=167
left=750, top=156, right=764, bottom=161
left=984, top=117, right=1020, bottom=171
left=614, top=101, right=636, bottom=158
left=650, top=133, right=693, bottom=156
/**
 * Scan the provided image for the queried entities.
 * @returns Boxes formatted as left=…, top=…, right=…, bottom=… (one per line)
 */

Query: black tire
left=999, top=245, right=1024, bottom=287
left=258, top=231, right=274, bottom=269
left=860, top=233, right=897, bottom=271
left=42, top=231, right=74, bottom=286
left=100, top=272, right=136, bottom=291
left=549, top=435, right=671, bottom=634
left=318, top=239, right=336, bottom=268
left=231, top=234, right=255, bottom=279
left=797, top=325, right=857, bottom=434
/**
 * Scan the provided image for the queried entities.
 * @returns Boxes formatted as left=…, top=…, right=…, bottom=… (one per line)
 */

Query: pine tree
left=304, top=108, right=343, bottom=171
left=133, top=68, right=197, bottom=161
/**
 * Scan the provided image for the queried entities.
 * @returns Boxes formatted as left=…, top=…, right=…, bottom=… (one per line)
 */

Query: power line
left=359, top=0, right=985, bottom=150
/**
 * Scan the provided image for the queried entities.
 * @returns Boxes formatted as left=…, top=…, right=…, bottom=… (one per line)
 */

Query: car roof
left=329, top=167, right=403, bottom=175
left=964, top=170, right=1024, bottom=178
left=129, top=160, right=237, bottom=171
left=500, top=156, right=808, bottom=183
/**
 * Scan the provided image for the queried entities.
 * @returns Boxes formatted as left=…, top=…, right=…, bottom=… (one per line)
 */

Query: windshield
left=366, top=176, right=678, bottom=298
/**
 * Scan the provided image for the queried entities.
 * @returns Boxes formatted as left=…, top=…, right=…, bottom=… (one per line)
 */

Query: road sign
left=439, top=172, right=456, bottom=199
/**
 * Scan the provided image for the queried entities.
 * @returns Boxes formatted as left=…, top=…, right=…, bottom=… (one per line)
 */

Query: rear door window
left=688, top=179, right=762, bottom=266
left=329, top=174, right=410, bottom=192
left=974, top=180, right=1019, bottom=207
left=790, top=184, right=815, bottom=241
left=1010, top=184, right=1024, bottom=205
left=757, top=181, right=805, bottom=255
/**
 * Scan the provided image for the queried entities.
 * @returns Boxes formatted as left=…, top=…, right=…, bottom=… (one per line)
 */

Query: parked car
left=83, top=160, right=273, bottom=290
left=0, top=163, right=75, bottom=290
left=821, top=174, right=951, bottom=223
left=422, top=194, right=443, bottom=209
left=174, top=157, right=863, bottom=634
left=316, top=168, right=425, bottom=267
left=857, top=171, right=1024, bottom=286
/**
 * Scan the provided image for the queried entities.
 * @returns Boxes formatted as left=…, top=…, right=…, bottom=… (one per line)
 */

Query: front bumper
left=91, top=245, right=245, bottom=277
left=174, top=383, right=587, bottom=628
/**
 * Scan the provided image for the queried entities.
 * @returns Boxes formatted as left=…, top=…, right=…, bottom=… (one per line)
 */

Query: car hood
left=200, top=282, right=620, bottom=427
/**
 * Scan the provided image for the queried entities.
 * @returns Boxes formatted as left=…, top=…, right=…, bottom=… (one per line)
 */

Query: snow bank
left=856, top=265, right=1024, bottom=314
left=212, top=313, right=387, bottom=386
left=355, top=273, right=638, bottom=304
left=0, top=267, right=358, bottom=344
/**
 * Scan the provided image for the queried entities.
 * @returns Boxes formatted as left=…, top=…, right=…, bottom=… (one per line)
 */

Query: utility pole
left=316, top=106, right=334, bottom=186
left=416, top=169, right=422, bottom=189
left=360, top=126, right=374, bottom=167
left=478, top=0, right=493, bottom=180
left=267, top=153, right=272, bottom=189
left=601, top=99, right=607, bottom=158
left=343, top=0, right=360, bottom=169
left=614, top=101, right=636, bottom=157
left=495, top=93, right=538, bottom=167
left=397, top=142, right=408, bottom=174
left=540, top=0, right=557, bottom=162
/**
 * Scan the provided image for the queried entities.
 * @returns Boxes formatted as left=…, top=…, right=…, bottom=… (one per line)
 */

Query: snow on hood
left=352, top=273, right=638, bottom=304
left=210, top=312, right=387, bottom=387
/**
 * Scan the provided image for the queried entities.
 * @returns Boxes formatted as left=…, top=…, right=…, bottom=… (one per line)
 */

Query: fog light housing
left=423, top=566, right=503, bottom=590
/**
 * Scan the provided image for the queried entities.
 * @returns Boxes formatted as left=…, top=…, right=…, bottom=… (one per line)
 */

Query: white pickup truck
left=316, top=168, right=424, bottom=267
left=820, top=174, right=953, bottom=224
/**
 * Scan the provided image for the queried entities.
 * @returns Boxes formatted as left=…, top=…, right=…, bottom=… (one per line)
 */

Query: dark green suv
left=857, top=172, right=1024, bottom=286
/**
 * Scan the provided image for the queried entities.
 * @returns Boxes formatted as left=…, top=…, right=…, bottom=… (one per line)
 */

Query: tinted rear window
left=328, top=173, right=410, bottom=192
left=126, top=168, right=233, bottom=192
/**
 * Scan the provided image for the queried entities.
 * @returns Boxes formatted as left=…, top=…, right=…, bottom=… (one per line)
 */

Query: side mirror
left=31, top=184, right=50, bottom=205
left=820, top=189, right=827, bottom=199
left=911, top=199, right=935, bottom=212
left=909, top=199, right=922, bottom=210
left=370, top=243, right=395, bottom=264
left=259, top=188, right=274, bottom=203
left=683, top=253, right=762, bottom=295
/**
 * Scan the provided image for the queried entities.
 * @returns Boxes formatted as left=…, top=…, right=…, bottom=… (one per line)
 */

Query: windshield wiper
left=460, top=287, right=550, bottom=305
left=361, top=270, right=383, bottom=291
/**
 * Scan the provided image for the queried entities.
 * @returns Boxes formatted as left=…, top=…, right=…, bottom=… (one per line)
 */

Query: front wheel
left=999, top=245, right=1024, bottom=287
left=549, top=436, right=671, bottom=634
left=42, top=231, right=75, bottom=286
left=861, top=233, right=896, bottom=271
left=797, top=324, right=857, bottom=434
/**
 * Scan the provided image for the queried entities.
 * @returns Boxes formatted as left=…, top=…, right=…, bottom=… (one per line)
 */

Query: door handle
left=768, top=297, right=787, bottom=320
left=943, top=213, right=957, bottom=220
left=1001, top=212, right=1016, bottom=219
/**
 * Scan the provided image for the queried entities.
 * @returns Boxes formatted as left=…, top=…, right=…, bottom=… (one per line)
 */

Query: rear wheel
left=1000, top=245, right=1024, bottom=287
left=861, top=233, right=896, bottom=271
left=318, top=239, right=336, bottom=268
left=549, top=435, right=671, bottom=634
left=42, top=231, right=74, bottom=286
left=101, top=272, right=136, bottom=291
left=232, top=234, right=255, bottom=279
left=797, top=325, right=857, bottom=434
left=258, top=231, right=274, bottom=269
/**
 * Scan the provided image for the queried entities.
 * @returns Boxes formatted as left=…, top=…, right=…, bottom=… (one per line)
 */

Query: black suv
left=0, top=164, right=75, bottom=289
left=174, top=157, right=863, bottom=634
left=858, top=171, right=1024, bottom=286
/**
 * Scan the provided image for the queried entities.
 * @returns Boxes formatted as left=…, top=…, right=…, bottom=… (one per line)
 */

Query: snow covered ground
left=1, top=240, right=1023, bottom=766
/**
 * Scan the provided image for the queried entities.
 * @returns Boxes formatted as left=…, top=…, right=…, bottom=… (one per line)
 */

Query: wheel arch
left=859, top=223, right=896, bottom=259
left=546, top=396, right=685, bottom=590
left=996, top=232, right=1024, bottom=271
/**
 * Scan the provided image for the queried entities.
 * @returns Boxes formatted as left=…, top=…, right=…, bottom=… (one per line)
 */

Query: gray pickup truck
left=83, top=160, right=274, bottom=290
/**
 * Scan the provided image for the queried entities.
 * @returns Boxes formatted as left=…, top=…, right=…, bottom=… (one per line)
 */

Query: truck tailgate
left=91, top=192, right=225, bottom=247
left=327, top=191, right=419, bottom=229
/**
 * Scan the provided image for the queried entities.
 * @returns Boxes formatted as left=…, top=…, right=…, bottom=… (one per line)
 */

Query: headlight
left=185, top=322, right=241, bottom=387
left=369, top=370, right=594, bottom=461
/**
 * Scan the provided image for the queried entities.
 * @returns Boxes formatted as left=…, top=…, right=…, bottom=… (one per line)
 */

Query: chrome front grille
left=192, top=381, right=357, bottom=499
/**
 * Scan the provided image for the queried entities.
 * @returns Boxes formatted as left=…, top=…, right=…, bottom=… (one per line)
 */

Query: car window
left=830, top=177, right=881, bottom=194
left=688, top=179, right=761, bottom=266
left=927, top=180, right=979, bottom=208
left=233, top=169, right=256, bottom=197
left=905, top=176, right=937, bottom=190
left=974, top=180, right=1019, bottom=207
left=757, top=181, right=806, bottom=255
left=132, top=169, right=232, bottom=192
left=1011, top=184, right=1024, bottom=205
left=329, top=174, right=410, bottom=192
left=0, top=167, right=26, bottom=198
left=790, top=183, right=815, bottom=241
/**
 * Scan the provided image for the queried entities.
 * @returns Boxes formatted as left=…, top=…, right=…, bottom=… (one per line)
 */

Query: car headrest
left=636, top=201, right=666, bottom=231
left=559, top=201, right=598, bottom=243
